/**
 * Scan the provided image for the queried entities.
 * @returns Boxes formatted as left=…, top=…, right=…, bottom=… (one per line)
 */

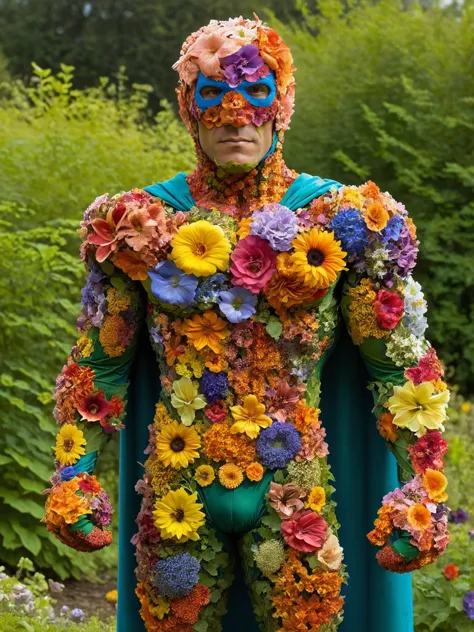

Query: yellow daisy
left=54, top=424, right=86, bottom=466
left=170, top=220, right=231, bottom=276
left=290, top=229, right=347, bottom=289
left=156, top=421, right=201, bottom=469
left=306, top=486, right=326, bottom=513
left=153, top=488, right=205, bottom=541
left=170, top=377, right=206, bottom=426
left=388, top=380, right=450, bottom=437
left=230, top=395, right=272, bottom=439
left=194, top=465, right=215, bottom=487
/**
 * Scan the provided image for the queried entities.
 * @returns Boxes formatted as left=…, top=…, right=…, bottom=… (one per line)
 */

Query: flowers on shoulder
left=153, top=488, right=205, bottom=541
left=290, top=228, right=346, bottom=289
left=156, top=421, right=201, bottom=468
left=54, top=425, right=86, bottom=466
left=388, top=380, right=450, bottom=437
left=230, top=394, right=272, bottom=439
left=171, top=220, right=231, bottom=276
left=170, top=377, right=206, bottom=426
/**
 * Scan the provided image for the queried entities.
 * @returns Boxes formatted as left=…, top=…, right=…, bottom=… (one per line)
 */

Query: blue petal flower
left=256, top=422, right=301, bottom=470
left=154, top=553, right=201, bottom=599
left=148, top=261, right=198, bottom=306
left=329, top=209, right=369, bottom=255
left=218, top=287, right=257, bottom=323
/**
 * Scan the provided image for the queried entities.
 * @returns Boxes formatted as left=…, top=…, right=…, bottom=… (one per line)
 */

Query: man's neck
left=187, top=146, right=298, bottom=219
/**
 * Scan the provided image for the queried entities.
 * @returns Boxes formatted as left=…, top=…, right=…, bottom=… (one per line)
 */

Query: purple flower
left=91, top=491, right=113, bottom=527
left=256, top=422, right=302, bottom=470
left=48, top=579, right=64, bottom=593
left=218, top=287, right=257, bottom=323
left=250, top=204, right=298, bottom=251
left=221, top=44, right=267, bottom=88
left=464, top=590, right=474, bottom=620
left=449, top=508, right=469, bottom=524
left=381, top=214, right=404, bottom=242
left=196, top=273, right=229, bottom=307
left=154, top=553, right=200, bottom=598
left=71, top=608, right=85, bottom=622
left=79, top=263, right=107, bottom=328
left=60, top=466, right=77, bottom=482
left=388, top=224, right=418, bottom=278
left=200, top=370, right=228, bottom=403
left=329, top=209, right=369, bottom=255
left=148, top=261, right=198, bottom=306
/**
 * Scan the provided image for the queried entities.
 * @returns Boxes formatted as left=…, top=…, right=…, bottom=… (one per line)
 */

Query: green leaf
left=265, top=317, right=282, bottom=340
left=260, top=511, right=281, bottom=532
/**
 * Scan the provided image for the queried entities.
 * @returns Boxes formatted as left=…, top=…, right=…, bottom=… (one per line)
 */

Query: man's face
left=198, top=119, right=274, bottom=167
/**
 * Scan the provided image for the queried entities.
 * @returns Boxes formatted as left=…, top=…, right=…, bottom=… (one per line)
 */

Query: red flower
left=407, top=430, right=448, bottom=475
left=77, top=390, right=110, bottom=421
left=282, top=510, right=327, bottom=552
left=405, top=347, right=444, bottom=386
left=77, top=473, right=102, bottom=495
left=443, top=564, right=459, bottom=581
left=374, top=290, right=404, bottom=329
left=230, top=235, right=277, bottom=294
left=205, top=401, right=228, bottom=423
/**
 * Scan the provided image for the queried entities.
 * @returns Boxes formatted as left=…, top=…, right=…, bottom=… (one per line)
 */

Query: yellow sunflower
left=230, top=395, right=272, bottom=439
left=388, top=380, right=450, bottom=437
left=170, top=220, right=231, bottom=276
left=153, top=488, right=205, bottom=541
left=218, top=464, right=244, bottom=489
left=194, top=465, right=215, bottom=487
left=54, top=424, right=86, bottom=466
left=156, top=421, right=201, bottom=469
left=290, top=229, right=347, bottom=289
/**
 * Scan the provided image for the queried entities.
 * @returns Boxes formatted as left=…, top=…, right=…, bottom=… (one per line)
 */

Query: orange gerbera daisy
left=407, top=503, right=432, bottom=530
left=182, top=310, right=229, bottom=354
left=423, top=468, right=448, bottom=503
left=290, top=229, right=346, bottom=289
left=364, top=201, right=389, bottom=232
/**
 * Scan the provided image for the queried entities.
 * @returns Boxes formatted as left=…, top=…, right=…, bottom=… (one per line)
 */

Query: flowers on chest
left=146, top=203, right=347, bottom=317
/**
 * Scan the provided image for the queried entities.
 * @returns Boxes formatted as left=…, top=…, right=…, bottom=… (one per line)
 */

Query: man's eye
left=200, top=87, right=222, bottom=99
left=247, top=84, right=270, bottom=98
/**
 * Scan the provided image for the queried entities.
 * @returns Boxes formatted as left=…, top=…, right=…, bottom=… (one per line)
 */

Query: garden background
left=0, top=0, right=473, bottom=630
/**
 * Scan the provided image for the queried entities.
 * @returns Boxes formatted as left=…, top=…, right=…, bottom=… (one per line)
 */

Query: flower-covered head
left=173, top=17, right=296, bottom=170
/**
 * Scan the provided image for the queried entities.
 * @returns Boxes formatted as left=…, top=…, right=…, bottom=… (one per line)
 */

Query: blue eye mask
left=194, top=71, right=277, bottom=111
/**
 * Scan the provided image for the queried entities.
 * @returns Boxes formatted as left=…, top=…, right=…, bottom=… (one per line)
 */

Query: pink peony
left=230, top=235, right=277, bottom=294
left=77, top=390, right=110, bottom=421
left=374, top=289, right=404, bottom=329
left=282, top=510, right=328, bottom=552
left=405, top=347, right=444, bottom=386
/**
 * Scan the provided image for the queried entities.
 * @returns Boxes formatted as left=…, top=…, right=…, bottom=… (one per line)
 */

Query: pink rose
left=230, top=235, right=277, bottom=294
left=282, top=510, right=327, bottom=552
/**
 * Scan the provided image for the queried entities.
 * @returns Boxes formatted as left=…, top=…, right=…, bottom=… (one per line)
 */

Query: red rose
left=374, top=289, right=404, bottom=329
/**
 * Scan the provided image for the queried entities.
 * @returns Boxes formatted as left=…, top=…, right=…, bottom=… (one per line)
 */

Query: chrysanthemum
left=388, top=380, right=450, bottom=437
left=171, top=220, right=231, bottom=276
left=156, top=421, right=201, bottom=469
left=246, top=462, right=264, bottom=482
left=218, top=464, right=244, bottom=489
left=290, top=229, right=346, bottom=289
left=182, top=310, right=229, bottom=354
left=170, top=377, right=206, bottom=426
left=230, top=394, right=272, bottom=439
left=55, top=425, right=87, bottom=465
left=194, top=465, right=215, bottom=487
left=153, top=488, right=205, bottom=541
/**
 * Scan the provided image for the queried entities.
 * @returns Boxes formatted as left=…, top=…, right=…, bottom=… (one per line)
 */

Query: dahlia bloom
left=282, top=510, right=328, bottom=552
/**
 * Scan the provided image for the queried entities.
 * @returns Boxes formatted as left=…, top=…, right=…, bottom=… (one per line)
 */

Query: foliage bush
left=413, top=393, right=474, bottom=631
left=280, top=0, right=474, bottom=392
left=0, top=65, right=194, bottom=578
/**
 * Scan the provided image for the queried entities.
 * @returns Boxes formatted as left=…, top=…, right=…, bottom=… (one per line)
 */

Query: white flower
left=386, top=324, right=429, bottom=367
left=404, top=277, right=428, bottom=336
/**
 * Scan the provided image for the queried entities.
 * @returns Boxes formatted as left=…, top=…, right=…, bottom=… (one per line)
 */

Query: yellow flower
left=237, top=217, right=253, bottom=239
left=341, top=188, right=363, bottom=209
left=156, top=421, right=201, bottom=469
left=171, top=220, right=231, bottom=276
left=423, top=468, right=448, bottom=503
left=194, top=465, right=215, bottom=487
left=153, top=488, right=205, bottom=541
left=149, top=596, right=170, bottom=620
left=182, top=310, right=229, bottom=354
left=388, top=380, right=450, bottom=437
left=230, top=395, right=272, bottom=439
left=407, top=503, right=431, bottom=530
left=54, top=424, right=86, bottom=465
left=461, top=401, right=471, bottom=414
left=290, top=229, right=347, bottom=289
left=105, top=590, right=118, bottom=605
left=219, top=464, right=244, bottom=489
left=170, top=377, right=206, bottom=426
left=364, top=201, right=389, bottom=232
left=306, top=486, right=326, bottom=513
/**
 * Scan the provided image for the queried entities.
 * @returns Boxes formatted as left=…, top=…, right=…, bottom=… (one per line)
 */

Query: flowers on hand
left=230, top=235, right=277, bottom=294
left=388, top=380, right=450, bottom=437
left=282, top=510, right=328, bottom=552
left=230, top=394, right=272, bottom=439
left=54, top=425, right=86, bottom=466
left=171, top=220, right=231, bottom=276
left=148, top=261, right=198, bottom=306
left=153, top=489, right=205, bottom=541
left=290, top=229, right=346, bottom=289
left=170, top=377, right=206, bottom=426
left=156, top=421, right=201, bottom=468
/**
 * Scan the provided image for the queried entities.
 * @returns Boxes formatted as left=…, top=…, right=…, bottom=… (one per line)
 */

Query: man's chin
left=213, top=151, right=263, bottom=174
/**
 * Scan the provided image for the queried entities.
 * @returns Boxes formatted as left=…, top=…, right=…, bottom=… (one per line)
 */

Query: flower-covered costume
left=43, top=17, right=450, bottom=632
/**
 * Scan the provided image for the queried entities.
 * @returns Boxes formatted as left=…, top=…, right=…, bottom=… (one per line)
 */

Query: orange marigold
left=203, top=423, right=256, bottom=469
left=367, top=505, right=393, bottom=546
left=290, top=401, right=321, bottom=433
left=246, top=462, right=264, bottom=482
left=44, top=479, right=91, bottom=527
left=219, top=464, right=244, bottom=489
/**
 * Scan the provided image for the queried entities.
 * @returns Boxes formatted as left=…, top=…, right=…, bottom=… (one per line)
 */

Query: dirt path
left=54, top=576, right=118, bottom=620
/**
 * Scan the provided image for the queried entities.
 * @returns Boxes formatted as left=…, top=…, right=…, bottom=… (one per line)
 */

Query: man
left=44, top=16, right=450, bottom=632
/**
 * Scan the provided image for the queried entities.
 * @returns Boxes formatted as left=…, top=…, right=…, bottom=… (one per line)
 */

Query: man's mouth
left=219, top=138, right=253, bottom=144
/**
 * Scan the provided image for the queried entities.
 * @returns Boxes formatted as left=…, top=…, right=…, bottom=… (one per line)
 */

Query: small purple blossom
left=256, top=422, right=302, bottom=470
left=79, top=263, right=107, bottom=328
left=250, top=204, right=298, bottom=251
left=449, top=508, right=469, bottom=524
left=71, top=608, right=85, bottom=622
left=388, top=224, right=418, bottom=278
left=154, top=553, right=200, bottom=598
left=218, top=287, right=257, bottom=323
left=48, top=579, right=64, bottom=593
left=200, top=370, right=228, bottom=403
left=381, top=214, right=404, bottom=242
left=90, top=491, right=113, bottom=527
left=196, top=273, right=229, bottom=307
left=464, top=590, right=474, bottom=620
left=60, top=466, right=77, bottom=482
left=221, top=44, right=267, bottom=88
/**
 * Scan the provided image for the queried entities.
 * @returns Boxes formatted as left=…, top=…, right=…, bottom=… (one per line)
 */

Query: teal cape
left=116, top=174, right=414, bottom=631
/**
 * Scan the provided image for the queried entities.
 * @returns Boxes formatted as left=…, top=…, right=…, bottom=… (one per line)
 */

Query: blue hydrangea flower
left=218, top=287, right=257, bottom=323
left=256, top=422, right=302, bottom=470
left=195, top=273, right=229, bottom=307
left=154, top=553, right=200, bottom=599
left=250, top=204, right=298, bottom=251
left=381, top=214, right=404, bottom=242
left=60, top=466, right=77, bottom=482
left=201, top=369, right=228, bottom=403
left=148, top=261, right=198, bottom=306
left=329, top=209, right=368, bottom=255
